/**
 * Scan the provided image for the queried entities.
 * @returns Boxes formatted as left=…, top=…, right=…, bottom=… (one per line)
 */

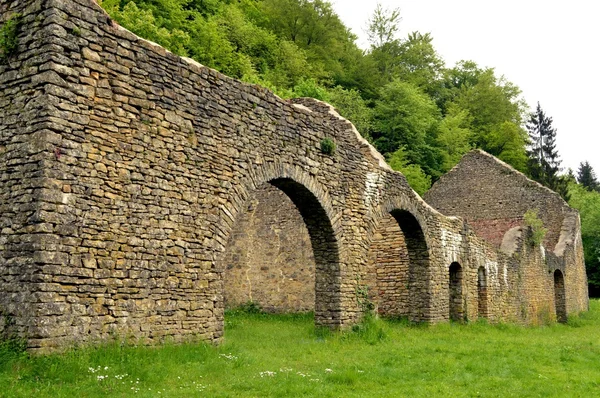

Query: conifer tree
left=577, top=161, right=599, bottom=191
left=526, top=102, right=569, bottom=200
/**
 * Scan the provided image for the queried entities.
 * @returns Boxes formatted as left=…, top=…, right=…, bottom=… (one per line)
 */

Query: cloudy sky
left=331, top=0, right=600, bottom=176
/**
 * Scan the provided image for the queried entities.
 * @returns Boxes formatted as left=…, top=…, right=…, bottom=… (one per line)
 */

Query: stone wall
left=0, top=0, right=589, bottom=351
left=425, top=150, right=589, bottom=323
left=425, top=150, right=567, bottom=251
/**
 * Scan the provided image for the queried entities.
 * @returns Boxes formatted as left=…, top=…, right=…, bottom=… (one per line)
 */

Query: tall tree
left=577, top=161, right=599, bottom=191
left=366, top=3, right=401, bottom=47
left=526, top=102, right=569, bottom=199
left=436, top=61, right=528, bottom=172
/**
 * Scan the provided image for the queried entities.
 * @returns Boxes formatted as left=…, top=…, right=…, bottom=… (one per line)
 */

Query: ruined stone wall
left=222, top=184, right=315, bottom=313
left=425, top=150, right=589, bottom=321
left=425, top=150, right=567, bottom=251
left=0, top=0, right=589, bottom=351
left=2, top=0, right=420, bottom=349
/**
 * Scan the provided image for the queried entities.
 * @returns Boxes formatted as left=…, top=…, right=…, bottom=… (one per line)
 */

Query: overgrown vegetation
left=320, top=137, right=336, bottom=155
left=1, top=300, right=599, bottom=396
left=569, top=182, right=600, bottom=296
left=0, top=13, right=21, bottom=61
left=523, top=209, right=547, bottom=246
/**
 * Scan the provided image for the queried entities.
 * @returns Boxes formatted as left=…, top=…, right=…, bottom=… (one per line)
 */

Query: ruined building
left=0, top=0, right=588, bottom=351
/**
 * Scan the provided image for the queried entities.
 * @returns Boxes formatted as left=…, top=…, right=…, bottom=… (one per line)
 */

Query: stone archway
left=366, top=208, right=430, bottom=322
left=222, top=183, right=315, bottom=313
left=554, top=269, right=567, bottom=323
left=217, top=174, right=341, bottom=328
left=449, top=262, right=463, bottom=322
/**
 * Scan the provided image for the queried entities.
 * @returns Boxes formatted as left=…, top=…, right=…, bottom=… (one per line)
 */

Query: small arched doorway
left=477, top=266, right=488, bottom=319
left=449, top=262, right=463, bottom=322
left=554, top=269, right=567, bottom=323
left=365, top=209, right=430, bottom=322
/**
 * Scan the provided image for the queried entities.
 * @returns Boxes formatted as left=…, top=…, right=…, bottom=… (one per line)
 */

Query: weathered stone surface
left=0, top=0, right=588, bottom=351
left=425, top=150, right=589, bottom=323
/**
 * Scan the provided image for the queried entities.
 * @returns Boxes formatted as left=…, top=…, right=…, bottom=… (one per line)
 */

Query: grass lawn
left=1, top=300, right=599, bottom=397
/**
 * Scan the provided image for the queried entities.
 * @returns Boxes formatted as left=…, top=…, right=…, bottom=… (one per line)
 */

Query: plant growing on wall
left=0, top=14, right=21, bottom=61
left=320, top=138, right=336, bottom=155
left=523, top=209, right=547, bottom=246
left=354, top=275, right=374, bottom=315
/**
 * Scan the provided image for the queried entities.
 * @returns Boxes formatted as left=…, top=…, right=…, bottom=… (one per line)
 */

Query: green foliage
left=436, top=106, right=473, bottom=171
left=523, top=209, right=547, bottom=246
left=0, top=308, right=27, bottom=364
left=577, top=161, right=599, bottom=192
left=373, top=79, right=440, bottom=155
left=349, top=312, right=386, bottom=345
left=320, top=137, right=336, bottom=155
left=486, top=121, right=528, bottom=172
left=392, top=32, right=445, bottom=91
left=387, top=147, right=432, bottom=195
left=366, top=3, right=401, bottom=47
left=373, top=79, right=443, bottom=179
left=435, top=61, right=529, bottom=173
left=568, top=182, right=600, bottom=295
left=327, top=86, right=373, bottom=141
left=105, top=1, right=190, bottom=56
left=526, top=102, right=569, bottom=200
left=354, top=275, right=374, bottom=315
left=0, top=13, right=21, bottom=61
left=293, top=78, right=331, bottom=101
left=229, top=301, right=263, bottom=315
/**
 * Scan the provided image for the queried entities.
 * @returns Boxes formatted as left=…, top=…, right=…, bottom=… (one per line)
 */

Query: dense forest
left=99, top=0, right=600, bottom=295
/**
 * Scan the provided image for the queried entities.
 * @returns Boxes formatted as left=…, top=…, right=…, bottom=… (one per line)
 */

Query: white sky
left=331, top=0, right=600, bottom=176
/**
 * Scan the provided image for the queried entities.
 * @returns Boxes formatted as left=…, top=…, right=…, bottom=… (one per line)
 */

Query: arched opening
left=554, top=269, right=567, bottom=323
left=477, top=266, right=488, bottom=319
left=449, top=262, right=463, bottom=322
left=366, top=209, right=430, bottom=322
left=220, top=178, right=339, bottom=327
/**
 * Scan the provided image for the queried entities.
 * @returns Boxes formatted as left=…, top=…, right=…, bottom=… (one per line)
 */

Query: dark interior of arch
left=449, top=262, right=463, bottom=322
left=477, top=267, right=488, bottom=319
left=554, top=270, right=567, bottom=323
left=270, top=178, right=341, bottom=326
left=365, top=209, right=430, bottom=322
left=390, top=209, right=431, bottom=321
left=221, top=178, right=340, bottom=328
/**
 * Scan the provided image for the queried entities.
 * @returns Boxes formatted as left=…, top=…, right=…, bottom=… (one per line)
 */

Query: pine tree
left=526, top=102, right=569, bottom=200
left=577, top=161, right=599, bottom=191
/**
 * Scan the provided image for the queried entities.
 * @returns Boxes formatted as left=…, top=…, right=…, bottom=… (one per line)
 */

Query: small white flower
left=325, top=368, right=333, bottom=373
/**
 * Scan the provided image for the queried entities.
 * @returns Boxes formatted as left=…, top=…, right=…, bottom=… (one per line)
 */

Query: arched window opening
left=477, top=266, right=488, bottom=319
left=554, top=270, right=567, bottom=323
left=449, top=262, right=463, bottom=322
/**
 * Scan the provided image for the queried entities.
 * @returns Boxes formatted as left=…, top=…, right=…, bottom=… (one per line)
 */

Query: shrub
left=523, top=209, right=547, bottom=246
left=0, top=14, right=21, bottom=61
left=320, top=138, right=336, bottom=155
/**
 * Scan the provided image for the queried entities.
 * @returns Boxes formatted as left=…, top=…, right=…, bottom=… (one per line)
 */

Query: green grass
left=1, top=301, right=600, bottom=397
